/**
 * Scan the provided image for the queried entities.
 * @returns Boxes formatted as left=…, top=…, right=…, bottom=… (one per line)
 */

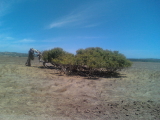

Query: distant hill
left=128, top=58, right=160, bottom=63
left=0, top=52, right=28, bottom=57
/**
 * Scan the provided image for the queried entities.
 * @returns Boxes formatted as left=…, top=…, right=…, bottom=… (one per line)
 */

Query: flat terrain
left=0, top=57, right=160, bottom=120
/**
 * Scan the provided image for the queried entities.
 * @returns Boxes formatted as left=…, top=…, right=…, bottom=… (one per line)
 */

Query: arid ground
left=0, top=57, right=159, bottom=120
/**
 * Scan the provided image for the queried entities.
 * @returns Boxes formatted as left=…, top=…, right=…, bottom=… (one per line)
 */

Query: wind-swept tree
left=42, top=47, right=132, bottom=76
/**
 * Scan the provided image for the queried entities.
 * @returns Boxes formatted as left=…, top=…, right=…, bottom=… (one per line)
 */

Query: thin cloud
left=0, top=1, right=10, bottom=17
left=76, top=36, right=102, bottom=39
left=0, top=35, right=14, bottom=41
left=5, top=36, right=14, bottom=40
left=47, top=2, right=105, bottom=29
left=0, top=0, right=16, bottom=17
left=48, top=13, right=83, bottom=29
left=0, top=0, right=27, bottom=17
left=49, top=21, right=68, bottom=28
left=18, top=39, right=35, bottom=43
left=84, top=23, right=100, bottom=28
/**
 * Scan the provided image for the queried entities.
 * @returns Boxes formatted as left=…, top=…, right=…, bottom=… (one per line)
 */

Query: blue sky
left=0, top=0, right=160, bottom=58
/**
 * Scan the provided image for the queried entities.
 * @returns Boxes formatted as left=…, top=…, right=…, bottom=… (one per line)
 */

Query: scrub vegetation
left=42, top=47, right=132, bottom=77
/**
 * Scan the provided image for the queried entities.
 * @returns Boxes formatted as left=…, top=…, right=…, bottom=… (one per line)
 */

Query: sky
left=0, top=0, right=160, bottom=58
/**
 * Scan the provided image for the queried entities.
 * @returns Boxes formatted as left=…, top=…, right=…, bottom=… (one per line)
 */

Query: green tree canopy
left=42, top=47, right=132, bottom=72
left=75, top=47, right=132, bottom=71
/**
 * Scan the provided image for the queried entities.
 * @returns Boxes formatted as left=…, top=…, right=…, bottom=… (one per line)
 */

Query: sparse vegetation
left=0, top=54, right=159, bottom=120
left=129, top=58, right=160, bottom=63
left=0, top=52, right=28, bottom=57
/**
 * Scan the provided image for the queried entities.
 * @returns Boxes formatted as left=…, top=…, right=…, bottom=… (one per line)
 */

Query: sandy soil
left=0, top=57, right=159, bottom=120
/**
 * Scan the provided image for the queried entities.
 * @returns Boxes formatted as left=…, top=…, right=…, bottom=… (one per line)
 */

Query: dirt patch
left=0, top=57, right=159, bottom=120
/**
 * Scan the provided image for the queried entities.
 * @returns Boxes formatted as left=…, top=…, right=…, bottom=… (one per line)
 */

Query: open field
left=0, top=57, right=160, bottom=120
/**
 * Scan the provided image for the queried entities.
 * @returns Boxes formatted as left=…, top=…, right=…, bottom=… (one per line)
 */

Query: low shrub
left=42, top=47, right=132, bottom=76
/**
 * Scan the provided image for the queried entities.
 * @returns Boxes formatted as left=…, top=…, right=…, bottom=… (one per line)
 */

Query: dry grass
left=0, top=57, right=159, bottom=120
